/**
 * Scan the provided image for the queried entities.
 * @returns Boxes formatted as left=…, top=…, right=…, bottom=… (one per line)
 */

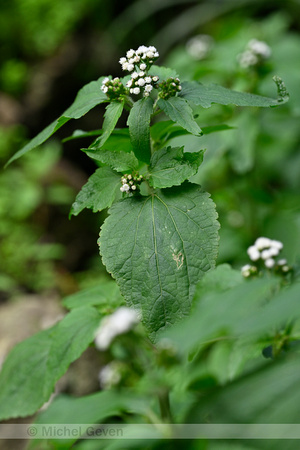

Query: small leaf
left=0, top=307, right=101, bottom=419
left=90, top=129, right=134, bottom=153
left=148, top=146, right=204, bottom=188
left=179, top=80, right=289, bottom=108
left=6, top=77, right=108, bottom=166
left=127, top=97, right=154, bottom=163
left=99, top=183, right=219, bottom=339
left=157, top=97, right=202, bottom=136
left=148, top=65, right=179, bottom=80
left=84, top=148, right=138, bottom=173
left=63, top=281, right=124, bottom=310
left=70, top=167, right=121, bottom=217
left=91, top=101, right=124, bottom=149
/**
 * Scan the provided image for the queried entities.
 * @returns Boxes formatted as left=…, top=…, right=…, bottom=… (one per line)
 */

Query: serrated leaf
left=157, top=97, right=202, bottom=136
left=70, top=167, right=121, bottom=217
left=6, top=77, right=108, bottom=166
left=148, top=146, right=204, bottom=188
left=83, top=149, right=138, bottom=172
left=91, top=101, right=124, bottom=149
left=179, top=79, right=289, bottom=108
left=127, top=97, right=154, bottom=163
left=63, top=281, right=124, bottom=310
left=0, top=307, right=101, bottom=420
left=99, top=183, right=219, bottom=339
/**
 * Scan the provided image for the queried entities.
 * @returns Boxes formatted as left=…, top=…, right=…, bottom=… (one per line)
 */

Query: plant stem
left=158, top=389, right=173, bottom=423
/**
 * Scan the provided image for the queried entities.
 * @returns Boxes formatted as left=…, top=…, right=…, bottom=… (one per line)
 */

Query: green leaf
left=188, top=353, right=300, bottom=429
left=179, top=79, right=289, bottom=108
left=148, top=64, right=179, bottom=80
left=161, top=277, right=300, bottom=355
left=33, top=391, right=149, bottom=446
left=70, top=167, right=121, bottom=217
left=148, top=146, right=204, bottom=188
left=83, top=149, right=138, bottom=172
left=0, top=307, right=101, bottom=420
left=127, top=97, right=154, bottom=163
left=91, top=129, right=134, bottom=153
left=91, top=101, right=124, bottom=149
left=99, top=183, right=219, bottom=339
left=157, top=97, right=202, bottom=136
left=63, top=281, right=124, bottom=311
left=62, top=129, right=102, bottom=142
left=6, top=77, right=108, bottom=166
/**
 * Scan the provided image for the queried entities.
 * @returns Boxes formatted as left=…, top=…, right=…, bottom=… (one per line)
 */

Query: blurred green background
left=1, top=0, right=300, bottom=300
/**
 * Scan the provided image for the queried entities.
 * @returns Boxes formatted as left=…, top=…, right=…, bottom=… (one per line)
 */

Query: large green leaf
left=148, top=64, right=178, bottom=80
left=179, top=78, right=289, bottom=109
left=157, top=97, right=202, bottom=136
left=83, top=149, right=138, bottom=172
left=0, top=307, right=101, bottom=419
left=161, top=278, right=300, bottom=354
left=148, top=146, right=204, bottom=188
left=70, top=167, right=121, bottom=216
left=90, top=101, right=124, bottom=149
left=99, top=183, right=219, bottom=338
left=6, top=77, right=108, bottom=165
left=127, top=97, right=154, bottom=163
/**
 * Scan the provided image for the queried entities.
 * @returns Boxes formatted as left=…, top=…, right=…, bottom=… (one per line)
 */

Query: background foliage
left=0, top=0, right=300, bottom=448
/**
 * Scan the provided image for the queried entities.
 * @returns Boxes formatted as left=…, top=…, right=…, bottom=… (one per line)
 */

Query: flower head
left=94, top=307, right=139, bottom=351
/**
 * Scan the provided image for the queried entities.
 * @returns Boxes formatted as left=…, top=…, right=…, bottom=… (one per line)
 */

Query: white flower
left=140, top=63, right=147, bottom=70
left=271, top=239, right=283, bottom=250
left=99, top=363, right=121, bottom=389
left=131, top=185, right=136, bottom=190
left=136, top=78, right=146, bottom=87
left=138, top=71, right=145, bottom=77
left=152, top=76, right=159, bottom=82
left=277, top=258, right=287, bottom=266
left=144, top=76, right=152, bottom=83
left=247, top=245, right=260, bottom=261
left=94, top=307, right=139, bottom=351
left=248, top=39, right=271, bottom=58
left=261, top=249, right=273, bottom=260
left=148, top=46, right=157, bottom=53
left=119, top=57, right=126, bottom=64
left=136, top=45, right=148, bottom=55
left=144, top=92, right=150, bottom=97
left=102, top=77, right=110, bottom=84
left=254, top=237, right=271, bottom=250
left=127, top=63, right=134, bottom=72
left=132, top=87, right=140, bottom=95
left=131, top=71, right=139, bottom=79
left=241, top=264, right=252, bottom=277
left=122, top=62, right=129, bottom=71
left=101, top=86, right=108, bottom=93
left=144, top=84, right=153, bottom=93
left=126, top=49, right=135, bottom=58
left=126, top=79, right=133, bottom=87
left=186, top=35, right=214, bottom=60
left=120, top=183, right=130, bottom=192
left=146, top=51, right=154, bottom=58
left=238, top=50, right=258, bottom=68
left=265, top=258, right=275, bottom=268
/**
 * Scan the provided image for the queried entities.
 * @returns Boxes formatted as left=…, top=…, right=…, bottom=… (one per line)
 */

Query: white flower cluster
left=119, top=46, right=160, bottom=97
left=238, top=39, right=271, bottom=68
left=241, top=237, right=291, bottom=278
left=119, top=45, right=159, bottom=72
left=186, top=34, right=214, bottom=60
left=94, top=307, right=139, bottom=351
left=100, top=77, right=127, bottom=100
left=120, top=173, right=143, bottom=193
left=126, top=73, right=159, bottom=97
left=98, top=362, right=122, bottom=389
